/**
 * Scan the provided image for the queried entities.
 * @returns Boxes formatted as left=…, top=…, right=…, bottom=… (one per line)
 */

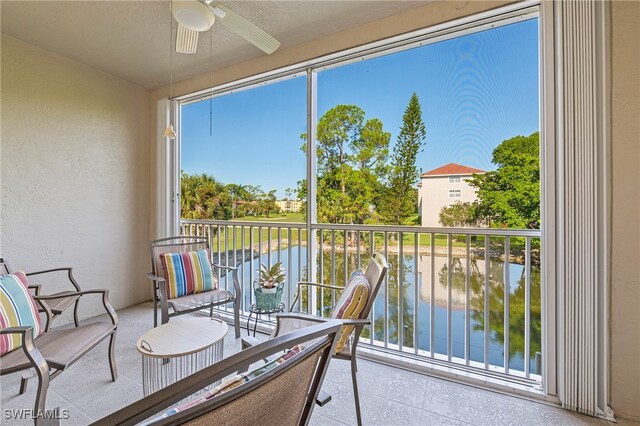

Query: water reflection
left=235, top=244, right=541, bottom=374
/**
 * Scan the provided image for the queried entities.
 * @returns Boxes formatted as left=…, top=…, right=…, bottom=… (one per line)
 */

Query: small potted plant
left=254, top=262, right=286, bottom=310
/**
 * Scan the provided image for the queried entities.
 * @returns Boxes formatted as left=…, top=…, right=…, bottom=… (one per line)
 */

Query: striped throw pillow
left=0, top=272, right=43, bottom=356
left=331, top=271, right=370, bottom=352
left=143, top=346, right=303, bottom=424
left=160, top=250, right=216, bottom=299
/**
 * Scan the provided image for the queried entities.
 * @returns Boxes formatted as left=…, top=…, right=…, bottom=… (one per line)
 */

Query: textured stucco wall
left=0, top=35, right=151, bottom=318
left=610, top=1, right=640, bottom=421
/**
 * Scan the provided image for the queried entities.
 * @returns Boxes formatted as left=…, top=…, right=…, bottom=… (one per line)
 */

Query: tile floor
left=0, top=303, right=635, bottom=425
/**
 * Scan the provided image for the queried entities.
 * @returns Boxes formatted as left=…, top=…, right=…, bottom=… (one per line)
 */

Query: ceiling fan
left=171, top=0, right=280, bottom=55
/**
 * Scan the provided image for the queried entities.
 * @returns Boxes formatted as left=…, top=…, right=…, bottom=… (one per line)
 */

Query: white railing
left=180, top=219, right=542, bottom=384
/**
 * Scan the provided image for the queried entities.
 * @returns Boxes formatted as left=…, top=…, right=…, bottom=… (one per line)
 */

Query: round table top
left=248, top=302, right=285, bottom=314
left=136, top=316, right=228, bottom=358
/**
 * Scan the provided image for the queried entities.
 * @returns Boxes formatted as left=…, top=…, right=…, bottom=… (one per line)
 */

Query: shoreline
left=213, top=238, right=539, bottom=266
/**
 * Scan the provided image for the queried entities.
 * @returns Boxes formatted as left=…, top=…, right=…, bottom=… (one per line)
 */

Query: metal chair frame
left=243, top=253, right=389, bottom=426
left=148, top=236, right=242, bottom=338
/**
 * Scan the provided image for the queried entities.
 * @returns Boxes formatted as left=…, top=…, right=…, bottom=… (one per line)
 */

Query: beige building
left=275, top=199, right=302, bottom=213
left=418, top=163, right=485, bottom=227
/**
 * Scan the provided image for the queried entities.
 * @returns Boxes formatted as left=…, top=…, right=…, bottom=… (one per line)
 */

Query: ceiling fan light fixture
left=172, top=1, right=215, bottom=31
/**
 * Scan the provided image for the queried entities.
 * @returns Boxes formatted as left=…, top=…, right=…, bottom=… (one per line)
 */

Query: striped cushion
left=331, top=271, right=370, bottom=352
left=144, top=346, right=303, bottom=424
left=0, top=272, right=43, bottom=356
left=160, top=250, right=216, bottom=299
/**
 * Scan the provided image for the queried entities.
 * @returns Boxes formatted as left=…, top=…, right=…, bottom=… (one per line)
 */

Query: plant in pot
left=254, top=262, right=286, bottom=311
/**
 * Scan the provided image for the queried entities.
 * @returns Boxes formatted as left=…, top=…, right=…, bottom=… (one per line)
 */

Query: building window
left=449, top=176, right=461, bottom=183
left=449, top=189, right=461, bottom=198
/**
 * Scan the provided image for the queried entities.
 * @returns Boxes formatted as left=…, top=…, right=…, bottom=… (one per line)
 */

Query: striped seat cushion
left=160, top=250, right=216, bottom=299
left=144, top=346, right=303, bottom=424
left=0, top=272, right=43, bottom=356
left=331, top=271, right=370, bottom=353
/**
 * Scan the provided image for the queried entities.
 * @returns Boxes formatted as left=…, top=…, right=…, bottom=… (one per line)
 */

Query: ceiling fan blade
left=176, top=22, right=199, bottom=54
left=209, top=4, right=280, bottom=54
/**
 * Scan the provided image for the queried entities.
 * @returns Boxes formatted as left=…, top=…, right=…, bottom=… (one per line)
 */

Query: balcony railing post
left=465, top=235, right=471, bottom=365
left=525, top=236, right=532, bottom=377
left=384, top=232, right=389, bottom=348
left=504, top=236, right=511, bottom=373
left=430, top=232, right=435, bottom=357
left=399, top=231, right=404, bottom=349
left=414, top=232, right=419, bottom=354
left=249, top=227, right=254, bottom=306
left=484, top=235, right=491, bottom=369
left=447, top=234, right=452, bottom=361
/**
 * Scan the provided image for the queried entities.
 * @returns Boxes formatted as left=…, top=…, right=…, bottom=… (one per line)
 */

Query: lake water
left=218, top=245, right=541, bottom=375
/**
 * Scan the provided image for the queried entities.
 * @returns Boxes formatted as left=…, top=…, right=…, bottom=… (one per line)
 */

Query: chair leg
left=73, top=300, right=80, bottom=328
left=19, top=374, right=29, bottom=394
left=33, top=371, right=49, bottom=422
left=351, top=357, right=363, bottom=426
left=108, top=332, right=118, bottom=381
left=234, top=299, right=241, bottom=339
left=153, top=296, right=158, bottom=328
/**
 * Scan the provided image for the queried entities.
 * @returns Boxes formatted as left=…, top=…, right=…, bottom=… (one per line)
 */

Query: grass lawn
left=212, top=222, right=469, bottom=251
left=207, top=213, right=476, bottom=250
left=230, top=212, right=305, bottom=223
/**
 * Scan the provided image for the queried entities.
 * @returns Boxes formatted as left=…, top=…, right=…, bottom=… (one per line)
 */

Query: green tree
left=439, top=201, right=482, bottom=227
left=226, top=183, right=252, bottom=219
left=257, top=189, right=278, bottom=218
left=468, top=132, right=540, bottom=229
left=304, top=105, right=390, bottom=224
left=180, top=171, right=232, bottom=220
left=380, top=93, right=426, bottom=225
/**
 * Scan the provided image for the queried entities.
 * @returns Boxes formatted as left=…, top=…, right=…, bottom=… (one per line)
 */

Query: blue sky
left=181, top=18, right=539, bottom=198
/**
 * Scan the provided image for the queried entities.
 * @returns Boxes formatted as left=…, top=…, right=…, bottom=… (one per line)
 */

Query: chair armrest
left=0, top=325, right=36, bottom=336
left=0, top=327, right=49, bottom=384
left=274, top=312, right=330, bottom=337
left=212, top=263, right=237, bottom=272
left=277, top=312, right=328, bottom=323
left=290, top=282, right=344, bottom=311
left=28, top=284, right=41, bottom=296
left=34, top=290, right=118, bottom=326
left=213, top=264, right=242, bottom=300
left=338, top=318, right=370, bottom=326
left=146, top=272, right=165, bottom=283
left=25, top=267, right=81, bottom=292
left=297, top=282, right=344, bottom=291
left=241, top=336, right=261, bottom=350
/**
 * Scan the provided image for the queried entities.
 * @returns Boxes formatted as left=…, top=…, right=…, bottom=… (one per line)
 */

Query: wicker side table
left=136, top=316, right=228, bottom=396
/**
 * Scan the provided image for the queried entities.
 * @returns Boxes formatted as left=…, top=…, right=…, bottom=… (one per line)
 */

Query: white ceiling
left=1, top=1, right=429, bottom=89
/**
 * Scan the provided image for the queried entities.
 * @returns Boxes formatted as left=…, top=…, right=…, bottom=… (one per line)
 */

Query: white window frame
left=165, top=1, right=620, bottom=412
left=449, top=176, right=461, bottom=183
left=449, top=189, right=462, bottom=198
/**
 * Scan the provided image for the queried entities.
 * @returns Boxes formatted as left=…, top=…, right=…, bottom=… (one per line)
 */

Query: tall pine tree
left=381, top=93, right=426, bottom=224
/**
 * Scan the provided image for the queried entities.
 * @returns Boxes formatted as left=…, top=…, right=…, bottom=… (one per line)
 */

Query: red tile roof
left=421, top=163, right=485, bottom=177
